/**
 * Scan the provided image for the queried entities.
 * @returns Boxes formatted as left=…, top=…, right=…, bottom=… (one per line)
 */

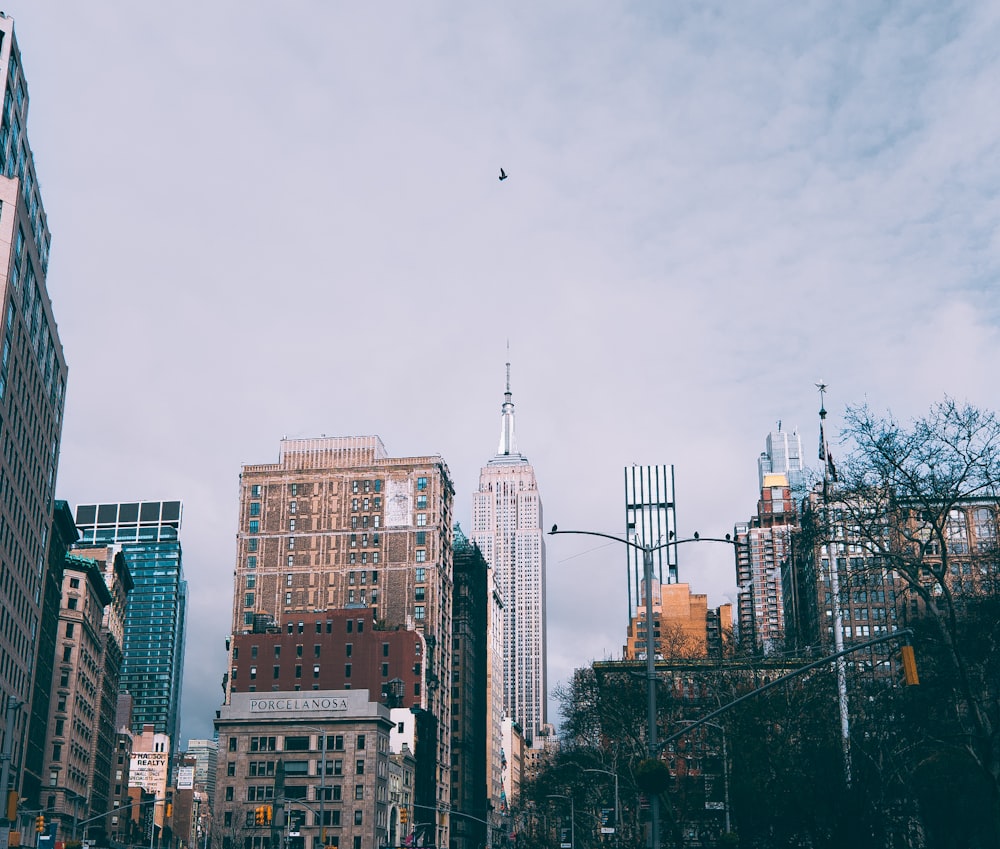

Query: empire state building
left=472, top=365, right=547, bottom=740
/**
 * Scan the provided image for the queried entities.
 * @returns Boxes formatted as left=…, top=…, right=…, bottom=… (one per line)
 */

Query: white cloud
left=8, top=0, right=1000, bottom=740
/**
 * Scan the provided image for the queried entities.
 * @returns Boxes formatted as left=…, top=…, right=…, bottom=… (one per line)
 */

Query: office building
left=471, top=367, right=547, bottom=743
left=40, top=555, right=112, bottom=834
left=21, top=503, right=77, bottom=813
left=214, top=690, right=394, bottom=849
left=0, top=11, right=69, bottom=821
left=184, top=739, right=219, bottom=806
left=231, top=436, right=454, bottom=849
left=228, top=609, right=424, bottom=704
left=734, top=474, right=797, bottom=654
left=757, top=423, right=805, bottom=493
left=73, top=501, right=188, bottom=748
left=623, top=579, right=732, bottom=660
left=450, top=528, right=488, bottom=849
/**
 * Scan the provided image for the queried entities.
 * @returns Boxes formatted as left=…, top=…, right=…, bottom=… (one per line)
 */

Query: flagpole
left=817, top=382, right=852, bottom=788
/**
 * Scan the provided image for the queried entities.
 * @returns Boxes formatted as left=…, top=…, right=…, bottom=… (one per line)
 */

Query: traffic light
left=6, top=790, right=17, bottom=821
left=264, top=805, right=272, bottom=825
left=166, top=804, right=173, bottom=818
left=35, top=816, right=45, bottom=834
left=901, top=644, right=920, bottom=686
left=255, top=807, right=265, bottom=826
left=400, top=807, right=408, bottom=825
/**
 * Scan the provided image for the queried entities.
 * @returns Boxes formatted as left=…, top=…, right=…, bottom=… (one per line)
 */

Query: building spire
left=497, top=361, right=517, bottom=455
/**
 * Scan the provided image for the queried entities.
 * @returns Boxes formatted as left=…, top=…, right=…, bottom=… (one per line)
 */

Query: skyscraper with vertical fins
left=472, top=366, right=547, bottom=743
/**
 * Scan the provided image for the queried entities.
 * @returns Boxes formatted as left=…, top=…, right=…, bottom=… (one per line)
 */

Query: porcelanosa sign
left=249, top=697, right=349, bottom=714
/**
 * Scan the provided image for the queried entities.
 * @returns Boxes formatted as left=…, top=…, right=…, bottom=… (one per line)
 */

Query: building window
left=415, top=568, right=425, bottom=583
left=415, top=532, right=426, bottom=545
left=416, top=514, right=427, bottom=527
left=250, top=502, right=261, bottom=517
left=248, top=538, right=259, bottom=552
left=314, top=665, right=321, bottom=678
left=415, top=588, right=425, bottom=601
left=417, top=477, right=427, bottom=491
left=355, top=785, right=364, bottom=800
left=251, top=485, right=261, bottom=497
left=415, top=550, right=426, bottom=563
left=65, top=623, right=74, bottom=638
left=290, top=484, right=298, bottom=496
left=416, top=495, right=427, bottom=509
left=249, top=520, right=259, bottom=533
left=345, top=664, right=352, bottom=678
left=244, top=593, right=255, bottom=607
left=414, top=606, right=425, bottom=620
left=290, top=501, right=297, bottom=513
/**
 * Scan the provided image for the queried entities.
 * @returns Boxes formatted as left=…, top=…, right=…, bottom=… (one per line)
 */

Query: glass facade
left=74, top=501, right=187, bottom=747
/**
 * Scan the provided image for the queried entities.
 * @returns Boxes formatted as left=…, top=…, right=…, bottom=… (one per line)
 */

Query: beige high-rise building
left=471, top=367, right=546, bottom=827
left=623, top=579, right=732, bottom=660
left=229, top=436, right=454, bottom=849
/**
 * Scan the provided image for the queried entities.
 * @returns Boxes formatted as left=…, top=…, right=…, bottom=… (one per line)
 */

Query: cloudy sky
left=11, top=2, right=1000, bottom=742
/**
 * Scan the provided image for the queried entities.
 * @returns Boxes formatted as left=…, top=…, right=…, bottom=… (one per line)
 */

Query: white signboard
left=177, top=766, right=195, bottom=790
left=129, top=751, right=169, bottom=795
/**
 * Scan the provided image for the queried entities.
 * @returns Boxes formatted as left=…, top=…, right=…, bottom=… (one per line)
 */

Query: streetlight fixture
left=582, top=768, right=619, bottom=849
left=546, top=795, right=574, bottom=849
left=550, top=526, right=738, bottom=849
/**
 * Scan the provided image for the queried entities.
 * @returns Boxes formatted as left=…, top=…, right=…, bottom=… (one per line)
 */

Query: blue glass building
left=73, top=501, right=187, bottom=748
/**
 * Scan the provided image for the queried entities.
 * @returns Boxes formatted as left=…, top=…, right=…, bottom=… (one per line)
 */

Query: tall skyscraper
left=73, top=502, right=188, bottom=748
left=230, top=435, right=455, bottom=849
left=624, top=465, right=678, bottom=619
left=734, top=474, right=796, bottom=654
left=471, top=367, right=547, bottom=742
left=757, top=423, right=805, bottom=492
left=0, top=12, right=69, bottom=818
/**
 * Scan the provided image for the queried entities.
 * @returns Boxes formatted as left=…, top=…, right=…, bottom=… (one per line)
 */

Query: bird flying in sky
left=499, top=168, right=508, bottom=181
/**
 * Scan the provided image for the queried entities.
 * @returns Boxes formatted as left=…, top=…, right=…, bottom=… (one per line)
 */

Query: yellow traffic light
left=35, top=816, right=46, bottom=834
left=166, top=803, right=173, bottom=818
left=6, top=790, right=17, bottom=821
left=901, top=644, right=920, bottom=686
left=255, top=807, right=264, bottom=826
left=264, top=805, right=272, bottom=825
left=400, top=807, right=408, bottom=825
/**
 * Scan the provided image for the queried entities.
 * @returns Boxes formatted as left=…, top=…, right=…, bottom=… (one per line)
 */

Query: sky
left=8, top=1, right=1000, bottom=743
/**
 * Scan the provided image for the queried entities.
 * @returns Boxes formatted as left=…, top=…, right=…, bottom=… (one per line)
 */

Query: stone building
left=214, top=690, right=393, bottom=849
left=230, top=437, right=455, bottom=849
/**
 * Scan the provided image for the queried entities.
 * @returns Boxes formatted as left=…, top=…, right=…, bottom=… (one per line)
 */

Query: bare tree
left=837, top=398, right=1000, bottom=844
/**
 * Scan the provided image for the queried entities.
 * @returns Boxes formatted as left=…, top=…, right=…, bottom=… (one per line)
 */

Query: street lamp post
left=550, top=526, right=738, bottom=849
left=546, top=795, right=574, bottom=849
left=582, top=768, right=619, bottom=849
